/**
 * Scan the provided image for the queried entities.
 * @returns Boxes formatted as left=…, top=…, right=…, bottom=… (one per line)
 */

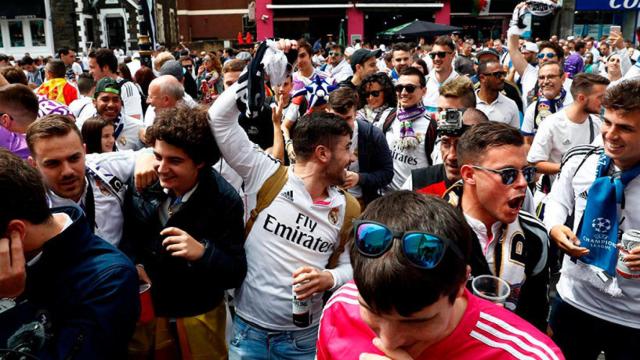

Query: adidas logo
left=280, top=190, right=294, bottom=202
left=579, top=190, right=588, bottom=200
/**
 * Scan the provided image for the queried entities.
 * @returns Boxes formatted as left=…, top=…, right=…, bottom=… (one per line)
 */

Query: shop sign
left=577, top=0, right=640, bottom=10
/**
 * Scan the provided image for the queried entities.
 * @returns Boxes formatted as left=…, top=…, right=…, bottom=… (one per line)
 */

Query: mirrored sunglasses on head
left=354, top=220, right=464, bottom=269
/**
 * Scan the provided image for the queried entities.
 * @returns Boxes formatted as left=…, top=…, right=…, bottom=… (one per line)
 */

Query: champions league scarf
left=577, top=153, right=640, bottom=277
left=395, top=105, right=426, bottom=150
left=533, top=88, right=567, bottom=131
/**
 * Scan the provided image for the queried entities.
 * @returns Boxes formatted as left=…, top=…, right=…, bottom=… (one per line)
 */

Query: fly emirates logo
left=262, top=212, right=335, bottom=253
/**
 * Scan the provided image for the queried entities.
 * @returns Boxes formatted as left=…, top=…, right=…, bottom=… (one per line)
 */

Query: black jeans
left=550, top=297, right=640, bottom=360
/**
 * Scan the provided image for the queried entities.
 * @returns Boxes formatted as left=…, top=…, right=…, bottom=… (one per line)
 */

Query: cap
left=236, top=51, right=252, bottom=61
left=160, top=60, right=185, bottom=81
left=522, top=42, right=539, bottom=53
left=475, top=48, right=500, bottom=61
left=94, top=78, right=120, bottom=98
left=349, top=48, right=382, bottom=71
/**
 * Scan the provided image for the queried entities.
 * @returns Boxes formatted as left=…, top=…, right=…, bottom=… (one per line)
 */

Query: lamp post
left=137, top=0, right=153, bottom=68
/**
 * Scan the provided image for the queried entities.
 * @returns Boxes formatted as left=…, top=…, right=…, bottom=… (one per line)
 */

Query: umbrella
left=378, top=20, right=461, bottom=38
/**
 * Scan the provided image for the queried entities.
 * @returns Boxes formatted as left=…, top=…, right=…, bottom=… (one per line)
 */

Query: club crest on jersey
left=328, top=207, right=340, bottom=225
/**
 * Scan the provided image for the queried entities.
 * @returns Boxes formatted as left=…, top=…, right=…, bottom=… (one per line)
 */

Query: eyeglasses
left=365, top=90, right=382, bottom=98
left=394, top=84, right=420, bottom=94
left=482, top=71, right=507, bottom=78
left=537, top=52, right=557, bottom=59
left=428, top=51, right=453, bottom=59
left=472, top=165, right=537, bottom=185
left=329, top=51, right=342, bottom=56
left=354, top=220, right=464, bottom=269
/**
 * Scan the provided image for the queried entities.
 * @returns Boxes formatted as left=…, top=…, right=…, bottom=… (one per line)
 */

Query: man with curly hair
left=124, top=105, right=246, bottom=358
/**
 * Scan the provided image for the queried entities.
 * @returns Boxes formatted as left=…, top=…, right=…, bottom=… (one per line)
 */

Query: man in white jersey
left=423, top=35, right=459, bottom=113
left=545, top=79, right=640, bottom=359
left=209, top=72, right=359, bottom=359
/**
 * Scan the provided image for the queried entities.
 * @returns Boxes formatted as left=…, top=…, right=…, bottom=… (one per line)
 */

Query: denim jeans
left=228, top=315, right=318, bottom=360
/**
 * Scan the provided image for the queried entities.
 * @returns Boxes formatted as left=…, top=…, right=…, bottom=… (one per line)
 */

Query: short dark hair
left=0, top=66, right=28, bottom=85
left=399, top=67, right=426, bottom=88
left=118, top=63, right=133, bottom=81
left=570, top=73, right=610, bottom=98
left=89, top=48, right=118, bottom=73
left=602, top=79, right=640, bottom=115
left=77, top=73, right=96, bottom=95
left=391, top=42, right=411, bottom=55
left=538, top=41, right=564, bottom=60
left=291, top=111, right=353, bottom=161
left=574, top=41, right=586, bottom=52
left=433, top=35, right=456, bottom=51
left=26, top=115, right=82, bottom=156
left=358, top=72, right=396, bottom=109
left=412, top=58, right=429, bottom=75
left=0, top=84, right=39, bottom=125
left=351, top=191, right=471, bottom=316
left=0, top=149, right=51, bottom=235
left=330, top=44, right=345, bottom=53
left=328, top=87, right=358, bottom=115
left=56, top=47, right=72, bottom=57
left=21, top=56, right=34, bottom=66
left=297, top=39, right=313, bottom=56
left=146, top=105, right=220, bottom=166
left=457, top=122, right=524, bottom=165
left=81, top=116, right=113, bottom=154
left=45, top=59, right=66, bottom=78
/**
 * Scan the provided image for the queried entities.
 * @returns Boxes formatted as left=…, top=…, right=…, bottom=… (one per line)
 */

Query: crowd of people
left=2, top=2, right=640, bottom=359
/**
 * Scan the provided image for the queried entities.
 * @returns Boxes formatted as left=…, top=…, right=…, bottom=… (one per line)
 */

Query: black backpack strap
left=381, top=108, right=397, bottom=133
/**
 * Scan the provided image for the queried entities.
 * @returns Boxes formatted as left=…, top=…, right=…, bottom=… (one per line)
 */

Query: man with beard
left=423, top=36, right=459, bottom=112
left=26, top=115, right=155, bottom=248
left=379, top=67, right=437, bottom=192
left=324, top=44, right=353, bottom=83
left=389, top=42, right=413, bottom=83
left=208, top=72, right=360, bottom=359
left=521, top=62, right=572, bottom=144
left=476, top=60, right=520, bottom=128
left=544, top=79, right=640, bottom=360
left=453, top=122, right=550, bottom=331
left=81, top=78, right=144, bottom=151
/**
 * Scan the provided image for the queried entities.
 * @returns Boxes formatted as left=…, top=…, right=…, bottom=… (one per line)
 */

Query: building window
left=0, top=26, right=3, bottom=48
left=156, top=4, right=165, bottom=44
left=30, top=20, right=46, bottom=47
left=9, top=21, right=24, bottom=47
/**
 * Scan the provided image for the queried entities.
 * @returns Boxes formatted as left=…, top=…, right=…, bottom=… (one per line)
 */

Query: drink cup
left=471, top=275, right=511, bottom=304
left=139, top=283, right=155, bottom=324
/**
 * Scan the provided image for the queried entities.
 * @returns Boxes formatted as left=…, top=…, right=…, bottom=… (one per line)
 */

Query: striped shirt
left=317, top=282, right=564, bottom=360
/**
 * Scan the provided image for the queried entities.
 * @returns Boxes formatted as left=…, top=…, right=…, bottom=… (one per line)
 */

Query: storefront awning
left=0, top=1, right=45, bottom=19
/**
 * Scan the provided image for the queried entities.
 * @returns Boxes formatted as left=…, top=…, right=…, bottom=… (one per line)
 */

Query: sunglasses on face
left=482, top=71, right=507, bottom=78
left=472, top=165, right=537, bottom=185
left=429, top=51, right=453, bottom=59
left=365, top=90, right=382, bottom=98
left=329, top=51, right=342, bottom=56
left=394, top=84, right=419, bottom=94
left=354, top=220, right=464, bottom=269
left=537, top=52, right=557, bottom=59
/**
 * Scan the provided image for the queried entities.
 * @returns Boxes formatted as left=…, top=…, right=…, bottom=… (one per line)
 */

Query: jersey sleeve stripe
left=323, top=295, right=360, bottom=311
left=476, top=320, right=553, bottom=360
left=470, top=330, right=545, bottom=360
left=478, top=312, right=560, bottom=360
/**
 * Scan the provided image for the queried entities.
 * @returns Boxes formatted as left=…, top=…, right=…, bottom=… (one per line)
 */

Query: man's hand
left=292, top=266, right=334, bottom=300
left=550, top=225, right=589, bottom=258
left=609, top=28, right=625, bottom=50
left=360, top=338, right=414, bottom=360
left=160, top=227, right=206, bottom=261
left=617, top=244, right=640, bottom=271
left=286, top=143, right=296, bottom=163
left=134, top=152, right=158, bottom=192
left=343, top=171, right=360, bottom=189
left=0, top=231, right=26, bottom=298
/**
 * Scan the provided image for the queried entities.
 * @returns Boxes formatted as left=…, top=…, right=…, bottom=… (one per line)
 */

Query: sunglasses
left=365, top=90, right=382, bottom=98
left=354, top=220, right=464, bottom=269
left=428, top=51, right=453, bottom=59
left=482, top=71, right=507, bottom=78
left=329, top=51, right=342, bottom=56
left=472, top=165, right=537, bottom=185
left=537, top=52, right=557, bottom=59
left=394, top=84, right=420, bottom=94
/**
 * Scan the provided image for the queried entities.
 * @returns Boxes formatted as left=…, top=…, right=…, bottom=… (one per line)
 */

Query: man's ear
left=460, top=164, right=475, bottom=185
left=27, top=156, right=36, bottom=168
left=314, top=144, right=331, bottom=164
left=5, top=220, right=26, bottom=242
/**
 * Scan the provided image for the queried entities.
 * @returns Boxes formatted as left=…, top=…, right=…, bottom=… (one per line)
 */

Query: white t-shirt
left=521, top=95, right=573, bottom=136
left=143, top=93, right=197, bottom=128
left=423, top=70, right=459, bottom=113
left=378, top=113, right=432, bottom=192
left=544, top=148, right=640, bottom=329
left=68, top=95, right=93, bottom=119
left=527, top=109, right=600, bottom=166
left=325, top=58, right=353, bottom=83
left=208, top=84, right=352, bottom=331
left=520, top=64, right=574, bottom=108
left=119, top=80, right=144, bottom=119
left=476, top=91, right=520, bottom=128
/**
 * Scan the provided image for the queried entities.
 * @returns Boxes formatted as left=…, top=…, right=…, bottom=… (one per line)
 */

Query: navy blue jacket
left=356, top=119, right=394, bottom=205
left=123, top=169, right=246, bottom=318
left=0, top=206, right=139, bottom=359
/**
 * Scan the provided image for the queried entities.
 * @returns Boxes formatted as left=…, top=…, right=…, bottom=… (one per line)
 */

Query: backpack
left=381, top=109, right=437, bottom=167
left=244, top=165, right=361, bottom=269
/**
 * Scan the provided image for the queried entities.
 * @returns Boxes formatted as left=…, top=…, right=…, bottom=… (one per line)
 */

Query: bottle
left=292, top=284, right=311, bottom=327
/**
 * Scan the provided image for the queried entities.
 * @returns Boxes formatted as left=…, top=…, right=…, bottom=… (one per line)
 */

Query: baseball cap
left=236, top=51, right=252, bottom=62
left=350, top=48, right=382, bottom=72
left=475, top=48, right=500, bottom=61
left=522, top=42, right=539, bottom=53
left=160, top=60, right=185, bottom=81
left=94, top=78, right=120, bottom=98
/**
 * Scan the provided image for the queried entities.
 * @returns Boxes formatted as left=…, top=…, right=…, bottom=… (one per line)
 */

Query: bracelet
left=285, top=139, right=293, bottom=146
